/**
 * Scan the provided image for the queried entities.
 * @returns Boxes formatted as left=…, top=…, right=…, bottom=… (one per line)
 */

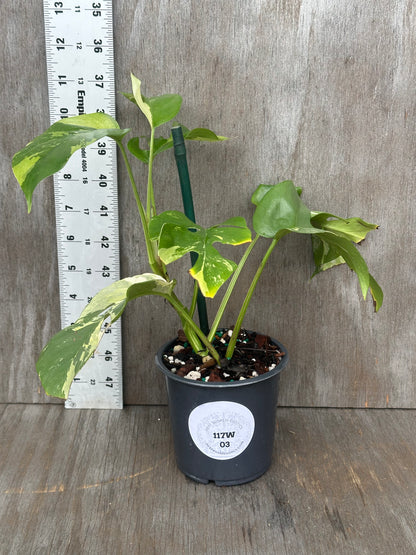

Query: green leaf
left=311, top=235, right=346, bottom=274
left=127, top=137, right=150, bottom=164
left=253, top=181, right=317, bottom=237
left=175, top=123, right=227, bottom=142
left=149, top=210, right=197, bottom=238
left=184, top=127, right=228, bottom=142
left=369, top=274, right=384, bottom=312
left=253, top=180, right=383, bottom=309
left=127, top=136, right=174, bottom=164
left=131, top=74, right=182, bottom=129
left=36, top=274, right=175, bottom=398
left=150, top=211, right=252, bottom=297
left=126, top=124, right=227, bottom=164
left=312, top=234, right=383, bottom=310
left=153, top=136, right=173, bottom=155
left=251, top=182, right=302, bottom=207
left=311, top=233, right=370, bottom=299
left=144, top=95, right=183, bottom=128
left=12, top=113, right=129, bottom=212
left=311, top=212, right=379, bottom=243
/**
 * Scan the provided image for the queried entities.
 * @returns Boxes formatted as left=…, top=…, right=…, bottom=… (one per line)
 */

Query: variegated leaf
left=37, top=274, right=176, bottom=398
left=150, top=211, right=251, bottom=297
left=12, top=113, right=129, bottom=212
left=130, top=74, right=182, bottom=129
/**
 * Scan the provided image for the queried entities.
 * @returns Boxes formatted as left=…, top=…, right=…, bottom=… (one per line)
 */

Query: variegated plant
left=12, top=74, right=383, bottom=398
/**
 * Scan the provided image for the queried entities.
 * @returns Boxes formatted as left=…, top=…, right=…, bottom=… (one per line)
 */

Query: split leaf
left=150, top=211, right=251, bottom=297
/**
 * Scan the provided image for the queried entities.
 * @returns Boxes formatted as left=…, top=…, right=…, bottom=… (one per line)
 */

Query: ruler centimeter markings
left=43, top=0, right=123, bottom=408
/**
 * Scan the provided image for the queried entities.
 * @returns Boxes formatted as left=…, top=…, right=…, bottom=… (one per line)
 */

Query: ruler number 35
left=53, top=2, right=103, bottom=18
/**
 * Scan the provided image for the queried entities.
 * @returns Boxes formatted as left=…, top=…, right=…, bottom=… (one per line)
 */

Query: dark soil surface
left=161, top=328, right=285, bottom=382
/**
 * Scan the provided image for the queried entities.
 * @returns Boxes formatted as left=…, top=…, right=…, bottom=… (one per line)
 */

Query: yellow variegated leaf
left=37, top=274, right=175, bottom=398
left=12, top=113, right=129, bottom=212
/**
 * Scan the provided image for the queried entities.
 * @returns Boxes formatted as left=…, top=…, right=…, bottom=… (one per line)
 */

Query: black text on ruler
left=43, top=0, right=123, bottom=408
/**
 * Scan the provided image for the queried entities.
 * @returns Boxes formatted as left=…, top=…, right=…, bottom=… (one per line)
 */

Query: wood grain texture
left=1, top=1, right=415, bottom=405
left=1, top=405, right=415, bottom=554
left=0, top=2, right=61, bottom=404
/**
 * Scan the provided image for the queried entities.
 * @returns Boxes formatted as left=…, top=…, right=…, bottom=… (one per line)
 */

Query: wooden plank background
left=1, top=405, right=416, bottom=553
left=1, top=0, right=415, bottom=406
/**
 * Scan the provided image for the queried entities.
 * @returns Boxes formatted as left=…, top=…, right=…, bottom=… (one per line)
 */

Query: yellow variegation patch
left=131, top=74, right=153, bottom=127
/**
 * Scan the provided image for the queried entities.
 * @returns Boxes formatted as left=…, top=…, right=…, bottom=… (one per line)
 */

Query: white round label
left=188, top=401, right=255, bottom=460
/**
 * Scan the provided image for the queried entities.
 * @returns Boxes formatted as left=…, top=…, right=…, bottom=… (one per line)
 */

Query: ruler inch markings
left=43, top=0, right=123, bottom=409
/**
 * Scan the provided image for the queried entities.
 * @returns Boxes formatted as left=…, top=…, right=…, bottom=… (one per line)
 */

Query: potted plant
left=12, top=74, right=383, bottom=485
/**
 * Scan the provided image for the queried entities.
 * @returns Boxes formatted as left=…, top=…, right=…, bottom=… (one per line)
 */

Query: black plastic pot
left=155, top=334, right=289, bottom=486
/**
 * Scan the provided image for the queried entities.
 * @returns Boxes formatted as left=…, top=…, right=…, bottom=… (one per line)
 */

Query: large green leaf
left=37, top=274, right=176, bottom=398
left=253, top=181, right=318, bottom=237
left=252, top=180, right=383, bottom=310
left=149, top=211, right=251, bottom=297
left=130, top=74, right=182, bottom=129
left=12, top=113, right=129, bottom=212
left=253, top=181, right=379, bottom=242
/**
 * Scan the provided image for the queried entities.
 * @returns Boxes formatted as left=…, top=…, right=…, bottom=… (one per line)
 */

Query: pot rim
left=155, top=330, right=289, bottom=389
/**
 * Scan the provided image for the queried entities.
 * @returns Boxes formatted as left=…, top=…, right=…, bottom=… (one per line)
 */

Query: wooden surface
left=1, top=1, right=415, bottom=406
left=1, top=405, right=415, bottom=554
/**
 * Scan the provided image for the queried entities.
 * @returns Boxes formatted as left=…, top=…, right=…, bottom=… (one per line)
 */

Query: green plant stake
left=171, top=125, right=209, bottom=335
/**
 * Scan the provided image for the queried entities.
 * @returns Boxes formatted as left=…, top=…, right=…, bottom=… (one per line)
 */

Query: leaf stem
left=189, top=280, right=199, bottom=318
left=147, top=127, right=156, bottom=219
left=225, top=232, right=287, bottom=359
left=166, top=294, right=220, bottom=363
left=208, top=234, right=259, bottom=342
left=117, top=141, right=163, bottom=276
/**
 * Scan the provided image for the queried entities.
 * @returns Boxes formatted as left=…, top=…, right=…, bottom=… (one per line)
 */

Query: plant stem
left=166, top=294, right=220, bottom=363
left=208, top=234, right=260, bottom=342
left=184, top=325, right=206, bottom=356
left=146, top=127, right=156, bottom=219
left=117, top=141, right=164, bottom=277
left=189, top=281, right=199, bottom=318
left=225, top=232, right=287, bottom=360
